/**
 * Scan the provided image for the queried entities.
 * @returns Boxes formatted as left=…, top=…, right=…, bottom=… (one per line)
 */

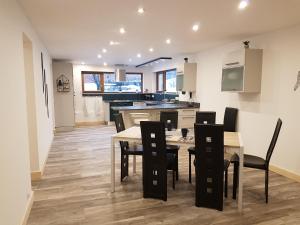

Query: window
left=125, top=73, right=143, bottom=92
left=82, top=71, right=143, bottom=93
left=156, top=69, right=177, bottom=92
left=104, top=73, right=116, bottom=92
left=82, top=72, right=102, bottom=92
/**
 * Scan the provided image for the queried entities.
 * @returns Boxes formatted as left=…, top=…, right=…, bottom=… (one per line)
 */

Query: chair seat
left=167, top=153, right=177, bottom=170
left=230, top=153, right=266, bottom=170
left=166, top=144, right=180, bottom=153
left=125, top=145, right=143, bottom=155
left=244, top=154, right=266, bottom=170
left=188, top=146, right=195, bottom=154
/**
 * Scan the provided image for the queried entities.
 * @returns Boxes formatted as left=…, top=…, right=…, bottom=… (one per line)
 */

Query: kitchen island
left=111, top=102, right=200, bottom=128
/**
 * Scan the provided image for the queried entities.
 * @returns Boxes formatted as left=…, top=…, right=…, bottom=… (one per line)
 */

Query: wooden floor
left=28, top=126, right=300, bottom=225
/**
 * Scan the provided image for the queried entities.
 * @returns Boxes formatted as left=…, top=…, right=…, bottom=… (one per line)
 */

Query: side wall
left=196, top=25, right=300, bottom=175
left=0, top=0, right=54, bottom=224
left=52, top=62, right=75, bottom=130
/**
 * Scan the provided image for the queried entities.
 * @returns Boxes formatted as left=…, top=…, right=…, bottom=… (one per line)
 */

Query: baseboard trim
left=21, top=191, right=34, bottom=225
left=270, top=165, right=300, bottom=183
left=75, top=121, right=105, bottom=127
left=31, top=171, right=42, bottom=181
left=30, top=144, right=50, bottom=181
left=55, top=126, right=75, bottom=132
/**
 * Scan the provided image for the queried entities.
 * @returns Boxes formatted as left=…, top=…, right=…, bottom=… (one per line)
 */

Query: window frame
left=81, top=71, right=143, bottom=94
left=81, top=71, right=115, bottom=93
left=125, top=72, right=143, bottom=93
left=156, top=68, right=177, bottom=92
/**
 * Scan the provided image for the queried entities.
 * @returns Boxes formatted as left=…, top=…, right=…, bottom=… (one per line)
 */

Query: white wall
left=52, top=61, right=75, bottom=129
left=0, top=0, right=54, bottom=224
left=73, top=64, right=155, bottom=123
left=195, top=25, right=300, bottom=175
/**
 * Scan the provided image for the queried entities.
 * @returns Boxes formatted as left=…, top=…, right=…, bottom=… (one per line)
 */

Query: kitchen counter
left=111, top=103, right=199, bottom=111
left=114, top=102, right=200, bottom=128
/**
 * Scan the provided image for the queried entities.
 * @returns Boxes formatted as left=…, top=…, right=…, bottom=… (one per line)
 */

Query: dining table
left=110, top=126, right=244, bottom=212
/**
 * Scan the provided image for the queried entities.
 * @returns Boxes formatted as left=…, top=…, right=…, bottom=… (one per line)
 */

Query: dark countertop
left=111, top=103, right=200, bottom=111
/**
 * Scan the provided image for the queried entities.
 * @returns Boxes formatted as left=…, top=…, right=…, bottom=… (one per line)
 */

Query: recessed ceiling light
left=192, top=24, right=199, bottom=32
left=109, top=41, right=120, bottom=46
left=166, top=39, right=171, bottom=44
left=102, top=48, right=107, bottom=53
left=97, top=54, right=102, bottom=58
left=103, top=62, right=108, bottom=66
left=238, top=0, right=249, bottom=10
left=120, top=27, right=126, bottom=34
left=138, top=7, right=144, bottom=14
left=137, top=53, right=141, bottom=58
left=149, top=48, right=154, bottom=52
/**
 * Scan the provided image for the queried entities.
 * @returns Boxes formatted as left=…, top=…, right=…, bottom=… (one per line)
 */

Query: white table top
left=113, top=126, right=242, bottom=148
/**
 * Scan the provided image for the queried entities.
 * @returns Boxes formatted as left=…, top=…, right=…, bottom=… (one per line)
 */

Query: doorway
left=22, top=33, right=39, bottom=174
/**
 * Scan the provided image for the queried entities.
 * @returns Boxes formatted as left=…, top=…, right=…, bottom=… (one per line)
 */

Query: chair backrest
left=194, top=124, right=224, bottom=211
left=114, top=113, right=129, bottom=180
left=266, top=118, right=282, bottom=165
left=114, top=113, right=125, bottom=133
left=140, top=121, right=167, bottom=201
left=196, top=111, right=216, bottom=124
left=114, top=113, right=129, bottom=153
left=223, top=107, right=238, bottom=132
left=160, top=111, right=178, bottom=129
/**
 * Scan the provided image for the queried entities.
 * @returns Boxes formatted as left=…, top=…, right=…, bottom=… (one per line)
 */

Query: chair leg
left=173, top=170, right=176, bottom=190
left=176, top=152, right=179, bottom=181
left=189, top=153, right=192, bottom=183
left=265, top=169, right=269, bottom=203
left=232, top=162, right=239, bottom=199
left=224, top=169, right=228, bottom=198
left=121, top=152, right=129, bottom=182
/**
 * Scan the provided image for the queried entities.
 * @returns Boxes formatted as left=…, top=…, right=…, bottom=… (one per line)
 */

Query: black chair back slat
left=196, top=111, right=216, bottom=124
left=114, top=113, right=129, bottom=181
left=266, top=118, right=282, bottom=164
left=223, top=107, right=238, bottom=132
left=160, top=111, right=178, bottom=130
left=194, top=124, right=224, bottom=211
left=140, top=121, right=167, bottom=201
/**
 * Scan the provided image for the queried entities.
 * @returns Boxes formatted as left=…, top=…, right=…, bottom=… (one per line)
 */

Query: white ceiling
left=19, top=0, right=300, bottom=66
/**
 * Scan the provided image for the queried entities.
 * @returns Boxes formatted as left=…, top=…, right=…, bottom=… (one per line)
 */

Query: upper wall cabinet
left=222, top=48, right=263, bottom=93
left=176, top=63, right=197, bottom=92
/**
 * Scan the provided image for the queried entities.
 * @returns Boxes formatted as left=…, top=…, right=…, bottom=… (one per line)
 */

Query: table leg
left=111, top=137, right=115, bottom=192
left=238, top=146, right=244, bottom=212
left=133, top=155, right=136, bottom=174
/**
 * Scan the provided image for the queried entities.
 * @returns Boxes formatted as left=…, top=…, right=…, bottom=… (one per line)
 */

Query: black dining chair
left=224, top=107, right=238, bottom=132
left=194, top=124, right=229, bottom=211
left=232, top=118, right=282, bottom=203
left=114, top=113, right=143, bottom=182
left=140, top=121, right=178, bottom=201
left=188, top=111, right=216, bottom=183
left=160, top=111, right=180, bottom=180
left=222, top=107, right=239, bottom=199
left=160, top=111, right=178, bottom=130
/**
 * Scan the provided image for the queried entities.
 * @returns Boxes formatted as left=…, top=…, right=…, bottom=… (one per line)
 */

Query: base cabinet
left=178, top=109, right=198, bottom=128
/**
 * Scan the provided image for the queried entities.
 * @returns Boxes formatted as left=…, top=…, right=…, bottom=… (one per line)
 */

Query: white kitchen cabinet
left=222, top=48, right=263, bottom=93
left=178, top=108, right=198, bottom=128
left=176, top=63, right=197, bottom=92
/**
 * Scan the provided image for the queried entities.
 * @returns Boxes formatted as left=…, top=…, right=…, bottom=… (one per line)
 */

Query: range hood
left=115, top=69, right=126, bottom=81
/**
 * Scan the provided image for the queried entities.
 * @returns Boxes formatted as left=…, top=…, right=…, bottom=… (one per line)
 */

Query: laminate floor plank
left=27, top=126, right=300, bottom=225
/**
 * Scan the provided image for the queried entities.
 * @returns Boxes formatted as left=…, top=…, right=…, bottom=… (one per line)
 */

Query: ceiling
left=19, top=0, right=300, bottom=67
